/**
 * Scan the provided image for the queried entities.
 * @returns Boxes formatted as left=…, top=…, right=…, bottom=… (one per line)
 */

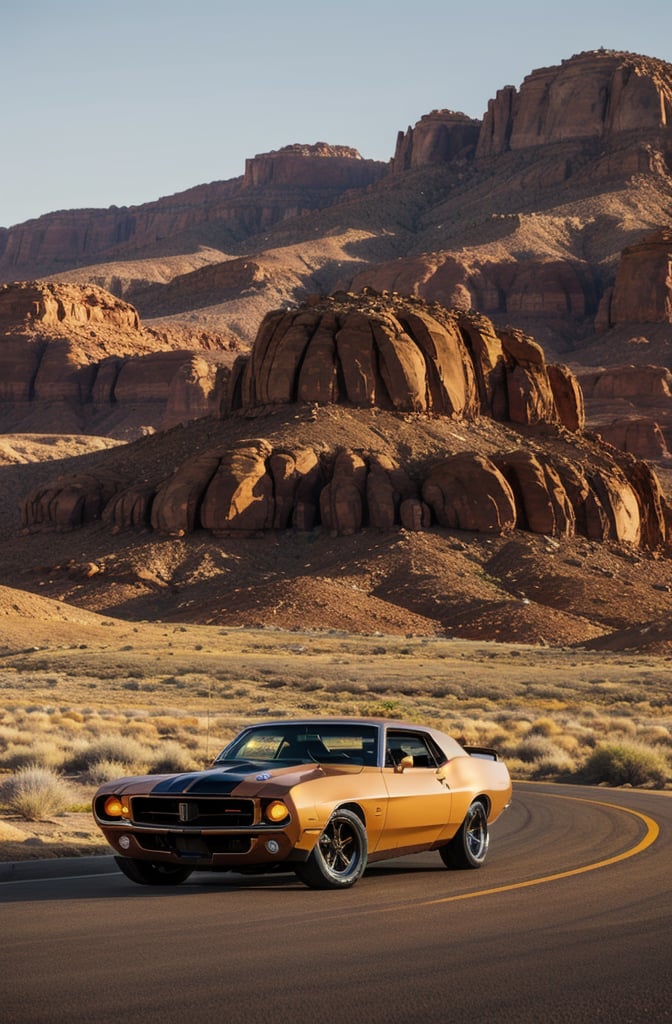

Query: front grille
left=130, top=796, right=255, bottom=828
left=138, top=833, right=252, bottom=856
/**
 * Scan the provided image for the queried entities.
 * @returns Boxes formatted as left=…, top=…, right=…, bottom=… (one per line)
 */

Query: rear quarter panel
left=434, top=755, right=512, bottom=843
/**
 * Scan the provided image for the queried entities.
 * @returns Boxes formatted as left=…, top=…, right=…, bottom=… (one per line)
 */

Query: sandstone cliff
left=392, top=111, right=480, bottom=172
left=598, top=228, right=672, bottom=328
left=476, top=50, right=672, bottom=157
left=0, top=145, right=387, bottom=281
left=0, top=281, right=241, bottom=436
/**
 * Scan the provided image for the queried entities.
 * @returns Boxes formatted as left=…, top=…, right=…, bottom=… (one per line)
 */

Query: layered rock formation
left=2, top=50, right=672, bottom=357
left=243, top=143, right=385, bottom=190
left=476, top=50, right=672, bottom=157
left=227, top=292, right=585, bottom=429
left=596, top=418, right=670, bottom=460
left=578, top=363, right=672, bottom=459
left=18, top=292, right=669, bottom=550
left=349, top=253, right=601, bottom=335
left=0, top=281, right=239, bottom=435
left=0, top=145, right=386, bottom=279
left=597, top=229, right=672, bottom=328
left=20, top=433, right=669, bottom=551
left=392, top=111, right=480, bottom=172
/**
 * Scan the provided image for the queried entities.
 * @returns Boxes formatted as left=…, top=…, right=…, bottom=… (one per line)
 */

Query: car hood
left=97, top=761, right=363, bottom=798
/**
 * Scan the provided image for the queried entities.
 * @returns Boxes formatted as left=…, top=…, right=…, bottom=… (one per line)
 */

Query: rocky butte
left=19, top=292, right=669, bottom=557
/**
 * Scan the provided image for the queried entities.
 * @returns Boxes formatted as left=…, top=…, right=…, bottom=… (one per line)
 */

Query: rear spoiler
left=463, top=745, right=500, bottom=761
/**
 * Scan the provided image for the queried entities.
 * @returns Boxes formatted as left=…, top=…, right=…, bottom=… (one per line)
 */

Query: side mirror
left=395, top=755, right=414, bottom=773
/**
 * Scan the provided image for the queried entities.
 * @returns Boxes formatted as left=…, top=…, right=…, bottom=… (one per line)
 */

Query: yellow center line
left=412, top=792, right=660, bottom=908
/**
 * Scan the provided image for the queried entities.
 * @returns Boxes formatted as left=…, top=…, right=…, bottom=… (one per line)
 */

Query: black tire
left=294, top=808, right=367, bottom=889
left=439, top=800, right=489, bottom=869
left=114, top=856, right=193, bottom=886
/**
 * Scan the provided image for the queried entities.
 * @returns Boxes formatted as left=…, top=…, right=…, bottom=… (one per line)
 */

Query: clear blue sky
left=2, top=0, right=672, bottom=228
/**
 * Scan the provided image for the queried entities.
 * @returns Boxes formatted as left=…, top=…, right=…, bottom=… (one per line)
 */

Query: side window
left=385, top=731, right=439, bottom=769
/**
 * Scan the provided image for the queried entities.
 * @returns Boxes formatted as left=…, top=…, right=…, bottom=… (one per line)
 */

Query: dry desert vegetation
left=1, top=596, right=671, bottom=861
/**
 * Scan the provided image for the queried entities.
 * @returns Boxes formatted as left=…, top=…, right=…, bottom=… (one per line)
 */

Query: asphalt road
left=1, top=782, right=670, bottom=1024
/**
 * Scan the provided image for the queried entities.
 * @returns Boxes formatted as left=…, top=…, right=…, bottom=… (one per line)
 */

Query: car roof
left=241, top=717, right=426, bottom=729
left=237, top=718, right=466, bottom=756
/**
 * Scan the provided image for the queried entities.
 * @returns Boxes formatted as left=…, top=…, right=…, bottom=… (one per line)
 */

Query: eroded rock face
left=20, top=437, right=670, bottom=551
left=422, top=454, right=517, bottom=533
left=494, top=451, right=575, bottom=537
left=20, top=471, right=124, bottom=532
left=0, top=281, right=238, bottom=436
left=476, top=50, right=672, bottom=158
left=229, top=292, right=581, bottom=430
left=597, top=417, right=670, bottom=460
left=547, top=364, right=586, bottom=432
left=201, top=439, right=275, bottom=536
left=0, top=147, right=386, bottom=279
left=581, top=364, right=672, bottom=400
left=0, top=280, right=140, bottom=332
left=392, top=111, right=480, bottom=172
left=600, top=231, right=672, bottom=327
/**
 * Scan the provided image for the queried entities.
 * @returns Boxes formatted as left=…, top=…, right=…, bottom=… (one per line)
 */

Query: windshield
left=215, top=724, right=379, bottom=766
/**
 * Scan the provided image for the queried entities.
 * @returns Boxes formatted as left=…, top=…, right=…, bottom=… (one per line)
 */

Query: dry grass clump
left=66, top=736, right=156, bottom=773
left=149, top=740, right=199, bottom=774
left=1, top=766, right=74, bottom=821
left=85, top=759, right=133, bottom=785
left=577, top=741, right=671, bottom=788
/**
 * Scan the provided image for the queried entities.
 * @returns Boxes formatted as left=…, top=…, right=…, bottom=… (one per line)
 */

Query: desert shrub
left=66, top=735, right=153, bottom=772
left=85, top=759, right=131, bottom=785
left=149, top=741, right=199, bottom=774
left=606, top=716, right=638, bottom=737
left=578, top=741, right=670, bottom=788
left=0, top=739, right=67, bottom=771
left=638, top=725, right=671, bottom=746
left=528, top=717, right=560, bottom=737
left=1, top=765, right=74, bottom=820
left=531, top=748, right=576, bottom=778
left=0, top=725, right=22, bottom=749
left=511, top=735, right=568, bottom=765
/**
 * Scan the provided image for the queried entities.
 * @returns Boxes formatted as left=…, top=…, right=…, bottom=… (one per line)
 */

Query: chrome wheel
left=295, top=808, right=368, bottom=889
left=440, top=800, right=489, bottom=870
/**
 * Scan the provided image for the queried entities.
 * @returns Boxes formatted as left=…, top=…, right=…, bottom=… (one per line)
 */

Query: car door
left=374, top=728, right=453, bottom=854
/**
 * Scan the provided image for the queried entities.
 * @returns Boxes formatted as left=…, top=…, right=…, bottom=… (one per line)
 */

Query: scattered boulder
left=21, top=471, right=123, bottom=532
left=200, top=439, right=275, bottom=535
left=320, top=450, right=367, bottom=535
left=494, top=450, right=575, bottom=537
left=422, top=453, right=517, bottom=533
left=597, top=417, right=670, bottom=460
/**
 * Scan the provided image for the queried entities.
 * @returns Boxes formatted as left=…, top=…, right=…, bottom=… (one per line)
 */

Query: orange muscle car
left=93, top=717, right=512, bottom=889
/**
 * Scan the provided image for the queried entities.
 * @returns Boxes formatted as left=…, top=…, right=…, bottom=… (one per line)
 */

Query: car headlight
left=264, top=800, right=290, bottom=824
left=102, top=796, right=129, bottom=819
